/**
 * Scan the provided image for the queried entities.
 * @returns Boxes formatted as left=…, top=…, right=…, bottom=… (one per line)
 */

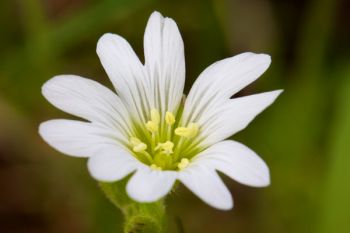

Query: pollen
left=129, top=137, right=147, bottom=152
left=150, top=108, right=160, bottom=124
left=146, top=120, right=158, bottom=133
left=165, top=111, right=175, bottom=125
left=130, top=109, right=200, bottom=170
left=175, top=122, right=199, bottom=138
left=145, top=109, right=161, bottom=133
left=177, top=158, right=190, bottom=170
left=155, top=141, right=174, bottom=154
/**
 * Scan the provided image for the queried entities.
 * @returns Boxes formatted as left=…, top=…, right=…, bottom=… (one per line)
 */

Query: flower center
left=128, top=108, right=200, bottom=171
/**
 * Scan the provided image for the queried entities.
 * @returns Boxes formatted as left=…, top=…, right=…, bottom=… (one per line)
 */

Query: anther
left=129, top=137, right=147, bottom=152
left=146, top=121, right=158, bottom=133
left=177, top=158, right=190, bottom=170
left=150, top=108, right=160, bottom=124
left=175, top=122, right=199, bottom=138
left=165, top=111, right=175, bottom=125
left=146, top=109, right=160, bottom=133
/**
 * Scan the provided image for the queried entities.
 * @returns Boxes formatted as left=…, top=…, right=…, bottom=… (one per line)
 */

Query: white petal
left=144, top=11, right=185, bottom=115
left=88, top=145, right=140, bottom=182
left=182, top=53, right=271, bottom=125
left=42, top=75, right=132, bottom=135
left=198, top=90, right=282, bottom=146
left=39, top=119, right=123, bottom=157
left=126, top=167, right=177, bottom=202
left=97, top=33, right=150, bottom=122
left=178, top=164, right=233, bottom=210
left=194, top=140, right=270, bottom=187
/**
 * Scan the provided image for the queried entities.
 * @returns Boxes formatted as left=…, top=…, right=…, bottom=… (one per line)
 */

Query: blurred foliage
left=0, top=0, right=350, bottom=233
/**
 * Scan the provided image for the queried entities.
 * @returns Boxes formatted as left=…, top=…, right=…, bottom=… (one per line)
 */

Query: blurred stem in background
left=262, top=0, right=339, bottom=231
left=319, top=66, right=350, bottom=233
left=269, top=0, right=339, bottom=161
left=19, top=0, right=56, bottom=93
left=1, top=0, right=154, bottom=112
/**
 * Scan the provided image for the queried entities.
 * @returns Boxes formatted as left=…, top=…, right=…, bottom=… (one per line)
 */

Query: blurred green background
left=1, top=0, right=349, bottom=232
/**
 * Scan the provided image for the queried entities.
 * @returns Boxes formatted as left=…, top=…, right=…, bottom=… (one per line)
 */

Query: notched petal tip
left=145, top=11, right=164, bottom=32
left=258, top=172, right=271, bottom=187
left=87, top=145, right=140, bottom=182
left=150, top=10, right=163, bottom=19
left=197, top=141, right=272, bottom=188
left=96, top=33, right=132, bottom=58
left=178, top=165, right=234, bottom=210
left=41, top=75, right=63, bottom=98
left=38, top=120, right=68, bottom=155
left=257, top=53, right=271, bottom=61
left=218, top=198, right=234, bottom=211
left=96, top=33, right=119, bottom=51
left=252, top=176, right=270, bottom=188
left=126, top=168, right=177, bottom=203
left=238, top=52, right=272, bottom=70
left=248, top=161, right=270, bottom=188
left=38, top=121, right=49, bottom=139
left=41, top=75, right=84, bottom=101
left=252, top=53, right=271, bottom=67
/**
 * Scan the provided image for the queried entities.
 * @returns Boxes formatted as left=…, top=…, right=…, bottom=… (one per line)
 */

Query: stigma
left=155, top=141, right=174, bottom=154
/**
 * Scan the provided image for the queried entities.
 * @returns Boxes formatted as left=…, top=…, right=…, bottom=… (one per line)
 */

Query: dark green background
left=1, top=0, right=349, bottom=232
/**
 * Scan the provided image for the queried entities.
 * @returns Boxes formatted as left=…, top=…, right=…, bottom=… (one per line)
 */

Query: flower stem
left=99, top=178, right=167, bottom=233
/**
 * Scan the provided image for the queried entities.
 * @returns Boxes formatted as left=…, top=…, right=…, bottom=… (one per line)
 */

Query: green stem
left=99, top=178, right=166, bottom=233
left=318, top=66, right=350, bottom=233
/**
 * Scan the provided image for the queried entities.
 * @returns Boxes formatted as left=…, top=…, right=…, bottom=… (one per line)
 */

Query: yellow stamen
left=174, top=127, right=191, bottom=137
left=177, top=158, right=190, bottom=170
left=175, top=122, right=199, bottom=138
left=146, top=121, right=158, bottom=133
left=133, top=143, right=147, bottom=152
left=145, top=109, right=160, bottom=134
left=155, top=141, right=174, bottom=154
left=129, top=137, right=147, bottom=152
left=165, top=111, right=175, bottom=125
left=130, top=137, right=142, bottom=146
left=150, top=164, right=162, bottom=171
left=151, top=108, right=160, bottom=124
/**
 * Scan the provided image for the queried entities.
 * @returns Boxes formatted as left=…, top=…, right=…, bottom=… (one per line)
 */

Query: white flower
left=39, top=11, right=282, bottom=210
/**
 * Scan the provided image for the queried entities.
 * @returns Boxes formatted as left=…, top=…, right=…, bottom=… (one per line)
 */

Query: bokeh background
left=1, top=0, right=349, bottom=232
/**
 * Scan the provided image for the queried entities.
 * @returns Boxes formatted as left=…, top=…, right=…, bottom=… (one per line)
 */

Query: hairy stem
left=99, top=178, right=166, bottom=233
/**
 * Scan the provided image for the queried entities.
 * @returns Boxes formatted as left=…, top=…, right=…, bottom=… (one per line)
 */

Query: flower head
left=39, top=11, right=282, bottom=210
